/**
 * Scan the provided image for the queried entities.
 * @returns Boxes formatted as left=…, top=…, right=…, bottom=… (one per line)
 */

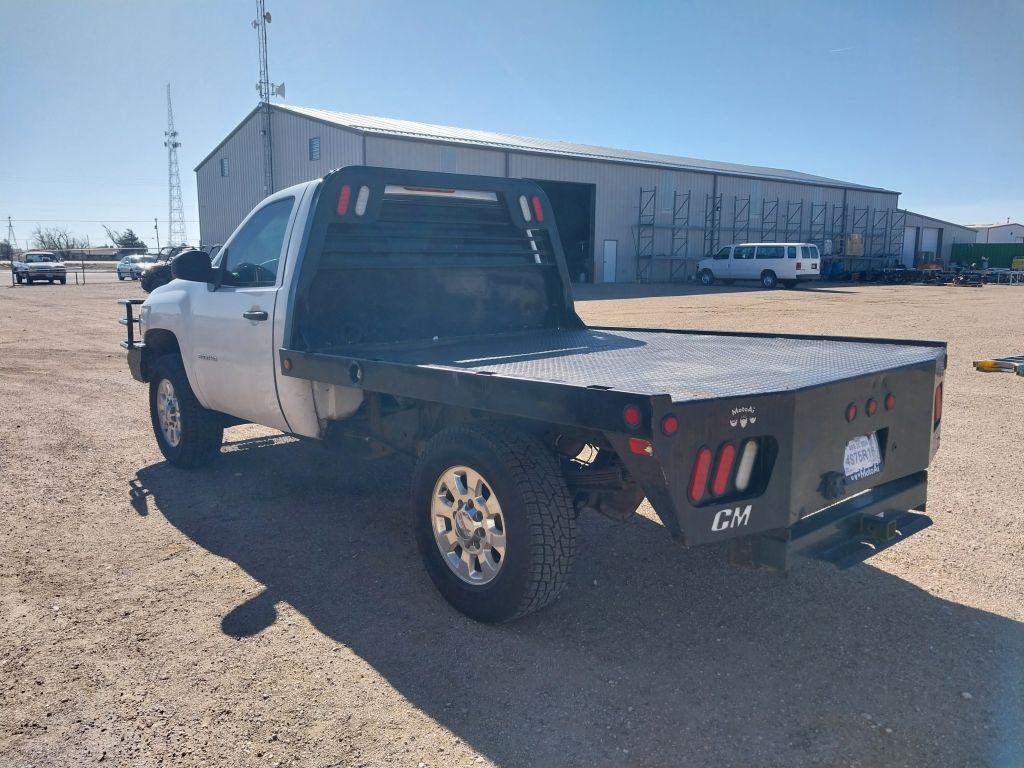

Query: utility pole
left=154, top=218, right=161, bottom=252
left=164, top=84, right=187, bottom=247
left=6, top=216, right=15, bottom=285
left=252, top=1, right=285, bottom=197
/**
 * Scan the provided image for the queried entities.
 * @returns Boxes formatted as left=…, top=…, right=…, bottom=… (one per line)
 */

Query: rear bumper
left=729, top=471, right=930, bottom=570
left=795, top=273, right=821, bottom=281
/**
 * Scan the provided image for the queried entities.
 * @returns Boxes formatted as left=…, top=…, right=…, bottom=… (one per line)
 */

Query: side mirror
left=171, top=250, right=213, bottom=283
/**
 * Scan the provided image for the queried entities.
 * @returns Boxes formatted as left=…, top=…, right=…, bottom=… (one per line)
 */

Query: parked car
left=698, top=242, right=822, bottom=288
left=13, top=251, right=67, bottom=284
left=119, top=166, right=946, bottom=623
left=116, top=254, right=158, bottom=281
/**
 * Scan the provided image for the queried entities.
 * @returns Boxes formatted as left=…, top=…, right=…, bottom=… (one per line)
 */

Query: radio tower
left=253, top=1, right=285, bottom=196
left=164, top=84, right=187, bottom=247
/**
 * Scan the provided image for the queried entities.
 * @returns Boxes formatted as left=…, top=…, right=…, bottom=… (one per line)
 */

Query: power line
left=6, top=218, right=200, bottom=223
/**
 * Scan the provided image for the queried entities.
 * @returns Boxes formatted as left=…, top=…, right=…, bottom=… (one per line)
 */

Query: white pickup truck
left=120, top=166, right=946, bottom=622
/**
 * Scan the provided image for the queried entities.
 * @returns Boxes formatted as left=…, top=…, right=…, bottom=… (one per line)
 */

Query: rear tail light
left=845, top=402, right=858, bottom=422
left=623, top=404, right=642, bottom=429
left=354, top=185, right=370, bottom=216
left=934, top=383, right=943, bottom=428
left=336, top=184, right=351, bottom=215
left=796, top=262, right=802, bottom=270
left=531, top=195, right=544, bottom=222
left=710, top=443, right=737, bottom=497
left=660, top=414, right=679, bottom=436
left=688, top=447, right=713, bottom=503
left=885, top=393, right=896, bottom=411
left=866, top=398, right=878, bottom=416
left=734, top=439, right=758, bottom=492
left=628, top=438, right=653, bottom=457
left=519, top=195, right=532, bottom=222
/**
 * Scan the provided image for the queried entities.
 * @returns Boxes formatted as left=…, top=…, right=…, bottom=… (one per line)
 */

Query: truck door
left=732, top=245, right=755, bottom=279
left=188, top=195, right=297, bottom=430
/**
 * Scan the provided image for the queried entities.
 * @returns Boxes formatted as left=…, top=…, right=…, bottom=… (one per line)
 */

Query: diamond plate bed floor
left=342, top=328, right=944, bottom=403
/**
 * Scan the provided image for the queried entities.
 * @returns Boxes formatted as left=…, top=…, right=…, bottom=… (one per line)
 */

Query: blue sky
left=3, top=0, right=1021, bottom=248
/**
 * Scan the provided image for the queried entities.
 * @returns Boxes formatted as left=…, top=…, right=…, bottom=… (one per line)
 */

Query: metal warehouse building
left=196, top=104, right=975, bottom=282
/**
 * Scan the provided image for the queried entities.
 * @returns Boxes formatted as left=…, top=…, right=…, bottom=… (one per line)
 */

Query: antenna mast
left=6, top=216, right=16, bottom=250
left=253, top=0, right=274, bottom=196
left=164, top=84, right=187, bottom=247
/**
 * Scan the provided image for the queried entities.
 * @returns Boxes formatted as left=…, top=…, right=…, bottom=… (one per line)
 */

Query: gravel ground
left=1, top=280, right=1022, bottom=768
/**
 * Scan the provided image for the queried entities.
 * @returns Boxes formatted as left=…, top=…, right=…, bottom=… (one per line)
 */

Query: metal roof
left=198, top=103, right=897, bottom=193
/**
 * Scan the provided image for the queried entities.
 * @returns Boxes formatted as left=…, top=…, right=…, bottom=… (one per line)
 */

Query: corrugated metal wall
left=196, top=109, right=907, bottom=279
left=902, top=211, right=977, bottom=263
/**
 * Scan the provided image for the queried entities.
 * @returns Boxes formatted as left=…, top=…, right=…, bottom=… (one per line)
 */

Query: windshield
left=132, top=255, right=157, bottom=263
left=26, top=254, right=56, bottom=263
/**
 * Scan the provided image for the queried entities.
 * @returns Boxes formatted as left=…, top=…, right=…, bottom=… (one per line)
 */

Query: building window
left=439, top=147, right=457, bottom=173
left=219, top=157, right=229, bottom=177
left=309, top=136, right=321, bottom=162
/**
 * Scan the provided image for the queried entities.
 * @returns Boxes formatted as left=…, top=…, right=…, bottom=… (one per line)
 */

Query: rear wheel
left=15, top=274, right=23, bottom=284
left=48, top=278, right=54, bottom=284
left=699, top=269, right=715, bottom=286
left=760, top=270, right=778, bottom=289
left=149, top=354, right=224, bottom=468
left=58, top=277, right=66, bottom=284
left=411, top=422, right=576, bottom=622
left=25, top=276, right=33, bottom=285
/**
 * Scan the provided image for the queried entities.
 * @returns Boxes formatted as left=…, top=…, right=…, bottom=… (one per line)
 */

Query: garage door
left=901, top=226, right=917, bottom=267
left=920, top=228, right=939, bottom=261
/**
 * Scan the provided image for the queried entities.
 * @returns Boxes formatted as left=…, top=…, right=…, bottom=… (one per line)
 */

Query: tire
left=149, top=354, right=224, bottom=468
left=48, top=279, right=54, bottom=284
left=411, top=422, right=576, bottom=623
left=59, top=277, right=66, bottom=284
left=760, top=270, right=778, bottom=289
left=15, top=274, right=23, bottom=284
left=118, top=273, right=125, bottom=281
left=25, top=277, right=33, bottom=285
left=698, top=269, right=715, bottom=286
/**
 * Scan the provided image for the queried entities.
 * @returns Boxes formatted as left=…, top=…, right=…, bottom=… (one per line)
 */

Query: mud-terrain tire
left=149, top=354, right=223, bottom=468
left=411, top=422, right=576, bottom=623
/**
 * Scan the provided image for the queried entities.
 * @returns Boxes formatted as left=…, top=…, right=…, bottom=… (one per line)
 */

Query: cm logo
left=712, top=505, right=752, bottom=532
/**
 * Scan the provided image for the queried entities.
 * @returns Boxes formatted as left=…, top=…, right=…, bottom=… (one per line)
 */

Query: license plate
left=844, top=433, right=882, bottom=481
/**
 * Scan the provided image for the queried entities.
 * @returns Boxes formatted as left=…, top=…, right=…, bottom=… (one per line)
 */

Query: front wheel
left=761, top=270, right=778, bottom=289
left=58, top=277, right=66, bottom=284
left=411, top=423, right=576, bottom=623
left=15, top=274, right=23, bottom=284
left=118, top=273, right=125, bottom=281
left=698, top=269, right=715, bottom=286
left=149, top=354, right=224, bottom=468
left=25, top=276, right=33, bottom=285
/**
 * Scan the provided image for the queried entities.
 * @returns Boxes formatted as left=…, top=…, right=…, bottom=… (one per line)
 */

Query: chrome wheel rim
left=431, top=465, right=506, bottom=585
left=156, top=379, right=182, bottom=447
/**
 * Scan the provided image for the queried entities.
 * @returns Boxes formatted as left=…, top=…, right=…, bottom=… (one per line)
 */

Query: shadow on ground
left=132, top=435, right=1022, bottom=767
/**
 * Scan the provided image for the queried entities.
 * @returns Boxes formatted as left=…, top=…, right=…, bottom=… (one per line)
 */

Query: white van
left=697, top=243, right=821, bottom=289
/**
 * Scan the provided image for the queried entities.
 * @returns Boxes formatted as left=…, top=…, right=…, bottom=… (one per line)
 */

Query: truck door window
left=787, top=246, right=797, bottom=258
left=713, top=247, right=731, bottom=260
left=734, top=246, right=755, bottom=259
left=221, top=197, right=294, bottom=287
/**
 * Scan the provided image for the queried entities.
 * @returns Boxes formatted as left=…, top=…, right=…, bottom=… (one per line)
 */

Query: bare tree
left=0, top=239, right=14, bottom=263
left=30, top=226, right=88, bottom=259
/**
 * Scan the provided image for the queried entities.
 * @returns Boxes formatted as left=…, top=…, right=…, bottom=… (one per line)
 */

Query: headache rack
left=118, top=298, right=145, bottom=350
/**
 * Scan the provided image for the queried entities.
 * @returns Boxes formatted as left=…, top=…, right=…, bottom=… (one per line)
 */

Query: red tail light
left=337, top=184, right=352, bottom=215
left=711, top=443, right=737, bottom=497
left=623, top=404, right=642, bottom=429
left=531, top=195, right=544, bottom=222
left=885, top=393, right=896, bottom=411
left=934, top=383, right=943, bottom=427
left=845, top=402, right=858, bottom=422
left=688, top=447, right=713, bottom=503
left=628, top=437, right=653, bottom=457
left=866, top=398, right=878, bottom=417
left=660, top=414, right=679, bottom=436
left=796, top=262, right=802, bottom=270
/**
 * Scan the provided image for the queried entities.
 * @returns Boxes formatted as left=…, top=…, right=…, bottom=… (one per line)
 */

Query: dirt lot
left=2, top=280, right=1022, bottom=768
